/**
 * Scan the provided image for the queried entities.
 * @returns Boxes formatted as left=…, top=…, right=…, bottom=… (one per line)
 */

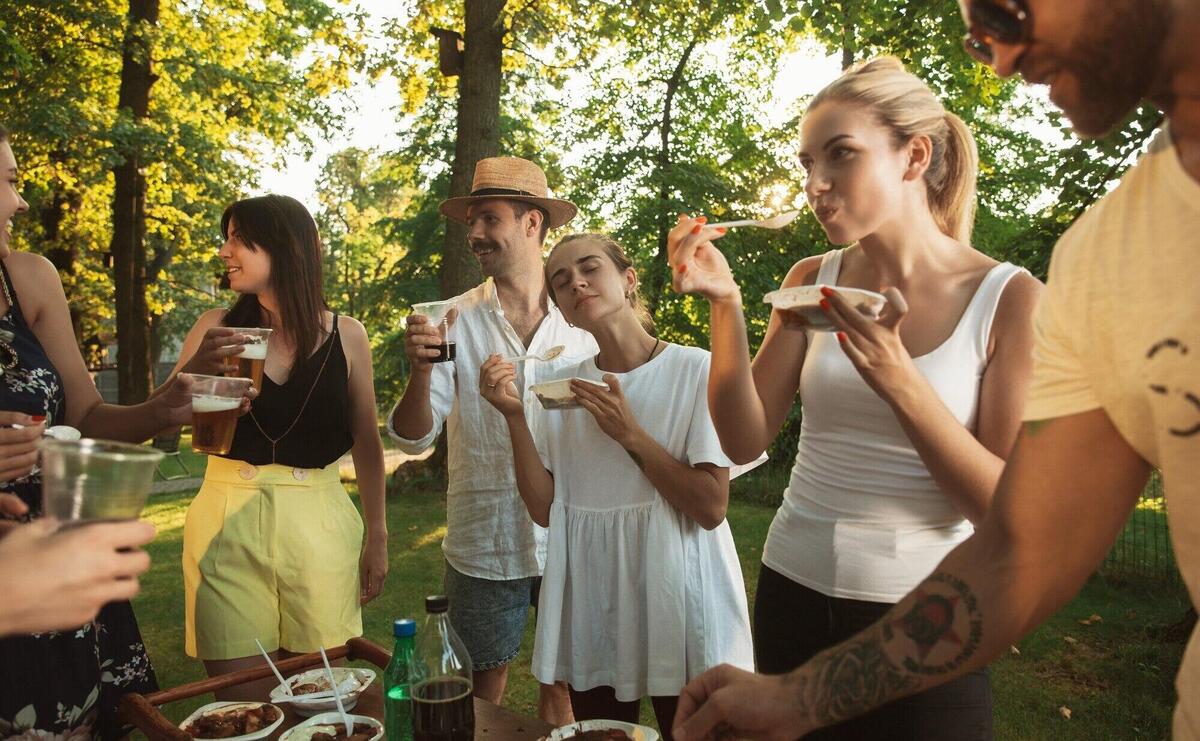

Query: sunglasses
left=962, top=0, right=1031, bottom=65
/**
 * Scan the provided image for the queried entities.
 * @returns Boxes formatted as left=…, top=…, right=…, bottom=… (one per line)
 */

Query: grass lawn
left=131, top=465, right=1187, bottom=739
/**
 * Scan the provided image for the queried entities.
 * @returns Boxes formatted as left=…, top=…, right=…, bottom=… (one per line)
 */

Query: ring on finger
left=488, top=383, right=497, bottom=389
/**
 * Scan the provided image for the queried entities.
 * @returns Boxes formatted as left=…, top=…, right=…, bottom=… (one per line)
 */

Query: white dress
left=529, top=344, right=755, bottom=701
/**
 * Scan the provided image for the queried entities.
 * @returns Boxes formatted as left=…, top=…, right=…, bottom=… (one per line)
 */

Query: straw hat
left=439, top=157, right=578, bottom=230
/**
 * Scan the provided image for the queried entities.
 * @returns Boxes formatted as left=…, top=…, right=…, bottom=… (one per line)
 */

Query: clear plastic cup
left=41, top=439, right=165, bottom=524
left=226, top=327, right=272, bottom=388
left=189, top=374, right=252, bottom=455
left=411, top=301, right=458, bottom=363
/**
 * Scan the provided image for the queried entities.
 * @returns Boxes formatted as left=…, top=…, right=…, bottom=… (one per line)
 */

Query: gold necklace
left=249, top=322, right=338, bottom=465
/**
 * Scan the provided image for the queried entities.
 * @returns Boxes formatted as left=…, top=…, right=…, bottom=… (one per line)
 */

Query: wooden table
left=118, top=637, right=553, bottom=740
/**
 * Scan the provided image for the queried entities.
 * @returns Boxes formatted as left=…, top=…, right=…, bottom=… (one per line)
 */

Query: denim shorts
left=443, top=560, right=542, bottom=671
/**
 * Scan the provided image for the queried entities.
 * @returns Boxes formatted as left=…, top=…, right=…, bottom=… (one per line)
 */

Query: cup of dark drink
left=41, top=439, right=164, bottom=524
left=411, top=301, right=458, bottom=364
left=225, top=327, right=272, bottom=388
left=189, top=374, right=252, bottom=456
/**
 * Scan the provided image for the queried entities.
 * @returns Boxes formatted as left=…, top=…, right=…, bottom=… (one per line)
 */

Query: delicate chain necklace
left=249, top=322, right=338, bottom=465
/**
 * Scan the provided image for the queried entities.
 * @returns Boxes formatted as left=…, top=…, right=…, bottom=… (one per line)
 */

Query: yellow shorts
left=184, top=456, right=364, bottom=660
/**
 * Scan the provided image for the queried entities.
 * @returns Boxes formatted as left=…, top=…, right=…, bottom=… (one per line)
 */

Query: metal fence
left=1101, top=471, right=1182, bottom=586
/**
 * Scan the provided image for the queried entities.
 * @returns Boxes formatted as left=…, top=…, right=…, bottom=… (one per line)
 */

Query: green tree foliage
left=0, top=0, right=370, bottom=394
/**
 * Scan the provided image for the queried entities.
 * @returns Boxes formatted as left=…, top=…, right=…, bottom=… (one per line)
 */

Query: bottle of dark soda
left=410, top=595, right=474, bottom=741
left=385, top=618, right=417, bottom=741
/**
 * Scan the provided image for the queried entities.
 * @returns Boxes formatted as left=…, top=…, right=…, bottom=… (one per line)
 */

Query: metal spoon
left=707, top=209, right=801, bottom=230
left=503, top=345, right=566, bottom=363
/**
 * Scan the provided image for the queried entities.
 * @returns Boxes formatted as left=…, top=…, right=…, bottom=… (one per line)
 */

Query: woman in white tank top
left=666, top=58, right=1043, bottom=740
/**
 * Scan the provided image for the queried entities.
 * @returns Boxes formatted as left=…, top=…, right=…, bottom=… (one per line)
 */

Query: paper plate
left=178, top=701, right=285, bottom=741
left=762, top=285, right=886, bottom=331
left=278, top=712, right=383, bottom=741
left=547, top=719, right=660, bottom=741
left=269, top=667, right=376, bottom=717
left=529, top=378, right=609, bottom=410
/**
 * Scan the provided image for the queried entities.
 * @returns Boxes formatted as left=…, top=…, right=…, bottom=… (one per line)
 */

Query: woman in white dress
left=480, top=233, right=753, bottom=737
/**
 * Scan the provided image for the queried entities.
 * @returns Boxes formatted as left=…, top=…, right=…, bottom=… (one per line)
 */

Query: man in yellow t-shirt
left=671, top=1, right=1200, bottom=739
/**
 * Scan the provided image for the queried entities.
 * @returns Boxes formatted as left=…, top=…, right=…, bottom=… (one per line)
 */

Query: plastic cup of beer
left=41, top=439, right=165, bottom=524
left=189, top=374, right=252, bottom=455
left=226, top=327, right=272, bottom=388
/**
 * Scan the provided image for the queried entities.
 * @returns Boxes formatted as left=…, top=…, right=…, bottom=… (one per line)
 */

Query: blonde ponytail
left=809, top=56, right=980, bottom=242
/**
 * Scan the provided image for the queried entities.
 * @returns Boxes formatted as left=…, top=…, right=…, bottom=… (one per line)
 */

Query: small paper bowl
left=178, top=701, right=285, bottom=741
left=762, top=285, right=887, bottom=331
left=411, top=299, right=458, bottom=323
left=269, top=667, right=376, bottom=717
left=278, top=713, right=384, bottom=741
left=529, top=378, right=609, bottom=410
left=548, top=719, right=660, bottom=741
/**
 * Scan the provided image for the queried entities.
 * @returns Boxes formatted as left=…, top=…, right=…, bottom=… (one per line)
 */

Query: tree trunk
left=438, top=0, right=505, bottom=301
left=110, top=0, right=159, bottom=404
left=841, top=1, right=855, bottom=70
left=647, top=35, right=702, bottom=320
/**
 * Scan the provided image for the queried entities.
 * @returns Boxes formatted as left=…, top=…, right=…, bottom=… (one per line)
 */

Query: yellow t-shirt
left=1023, top=126, right=1200, bottom=739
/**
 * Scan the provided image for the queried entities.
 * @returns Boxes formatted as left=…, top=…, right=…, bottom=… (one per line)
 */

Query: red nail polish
left=819, top=299, right=830, bottom=311
left=717, top=227, right=727, bottom=234
left=692, top=224, right=702, bottom=234
left=819, top=286, right=834, bottom=298
left=837, top=331, right=847, bottom=342
left=697, top=216, right=708, bottom=224
left=679, top=263, right=688, bottom=274
left=30, top=415, right=46, bottom=422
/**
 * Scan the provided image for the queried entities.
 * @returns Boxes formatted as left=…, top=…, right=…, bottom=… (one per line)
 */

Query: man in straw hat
left=671, top=0, right=1200, bottom=738
left=388, top=157, right=593, bottom=722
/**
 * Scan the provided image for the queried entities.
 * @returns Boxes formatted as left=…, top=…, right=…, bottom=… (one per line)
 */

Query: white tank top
left=761, top=248, right=1027, bottom=602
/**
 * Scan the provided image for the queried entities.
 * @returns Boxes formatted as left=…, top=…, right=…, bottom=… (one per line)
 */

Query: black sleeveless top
left=221, top=314, right=354, bottom=468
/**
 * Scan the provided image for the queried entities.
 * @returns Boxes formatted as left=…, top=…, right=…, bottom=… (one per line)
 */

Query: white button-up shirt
left=388, top=279, right=597, bottom=580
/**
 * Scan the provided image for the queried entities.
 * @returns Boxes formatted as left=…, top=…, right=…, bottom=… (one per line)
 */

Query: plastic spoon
left=255, top=638, right=293, bottom=696
left=502, top=345, right=565, bottom=363
left=707, top=209, right=800, bottom=230
left=319, top=646, right=352, bottom=737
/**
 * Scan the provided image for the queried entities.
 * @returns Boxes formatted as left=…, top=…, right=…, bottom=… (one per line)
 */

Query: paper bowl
left=762, top=285, right=886, bottom=331
left=529, top=378, right=609, bottom=410
left=278, top=713, right=384, bottom=741
left=548, top=719, right=660, bottom=741
left=178, top=701, right=285, bottom=740
left=411, top=299, right=458, bottom=323
left=269, top=667, right=377, bottom=717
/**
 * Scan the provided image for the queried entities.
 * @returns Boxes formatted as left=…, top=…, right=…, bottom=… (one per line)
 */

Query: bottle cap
left=393, top=618, right=416, bottom=637
left=425, top=595, right=449, bottom=614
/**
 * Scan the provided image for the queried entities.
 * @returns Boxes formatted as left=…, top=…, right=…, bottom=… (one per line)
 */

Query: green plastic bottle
left=385, top=618, right=417, bottom=741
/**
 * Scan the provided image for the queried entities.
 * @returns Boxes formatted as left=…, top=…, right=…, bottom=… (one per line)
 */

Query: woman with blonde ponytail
left=667, top=57, right=1042, bottom=738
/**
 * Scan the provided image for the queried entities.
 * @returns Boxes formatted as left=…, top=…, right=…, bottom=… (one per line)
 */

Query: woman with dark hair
left=0, top=125, right=199, bottom=738
left=167, top=194, right=388, bottom=698
left=480, top=233, right=753, bottom=737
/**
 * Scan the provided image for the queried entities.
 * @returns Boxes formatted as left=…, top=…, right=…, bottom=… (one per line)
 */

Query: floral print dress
left=0, top=259, right=158, bottom=740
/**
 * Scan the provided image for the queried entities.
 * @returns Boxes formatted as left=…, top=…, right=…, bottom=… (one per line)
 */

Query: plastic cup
left=41, top=439, right=165, bottom=523
left=189, top=374, right=252, bottom=455
left=411, top=301, right=458, bottom=363
left=225, top=327, right=272, bottom=388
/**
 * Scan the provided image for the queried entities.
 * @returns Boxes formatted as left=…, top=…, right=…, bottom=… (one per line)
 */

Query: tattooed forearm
left=625, top=449, right=645, bottom=470
left=799, top=632, right=921, bottom=728
left=891, top=572, right=983, bottom=676
left=793, top=570, right=984, bottom=729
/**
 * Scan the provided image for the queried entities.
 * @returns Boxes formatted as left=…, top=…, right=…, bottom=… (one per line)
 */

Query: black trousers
left=754, top=563, right=993, bottom=741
